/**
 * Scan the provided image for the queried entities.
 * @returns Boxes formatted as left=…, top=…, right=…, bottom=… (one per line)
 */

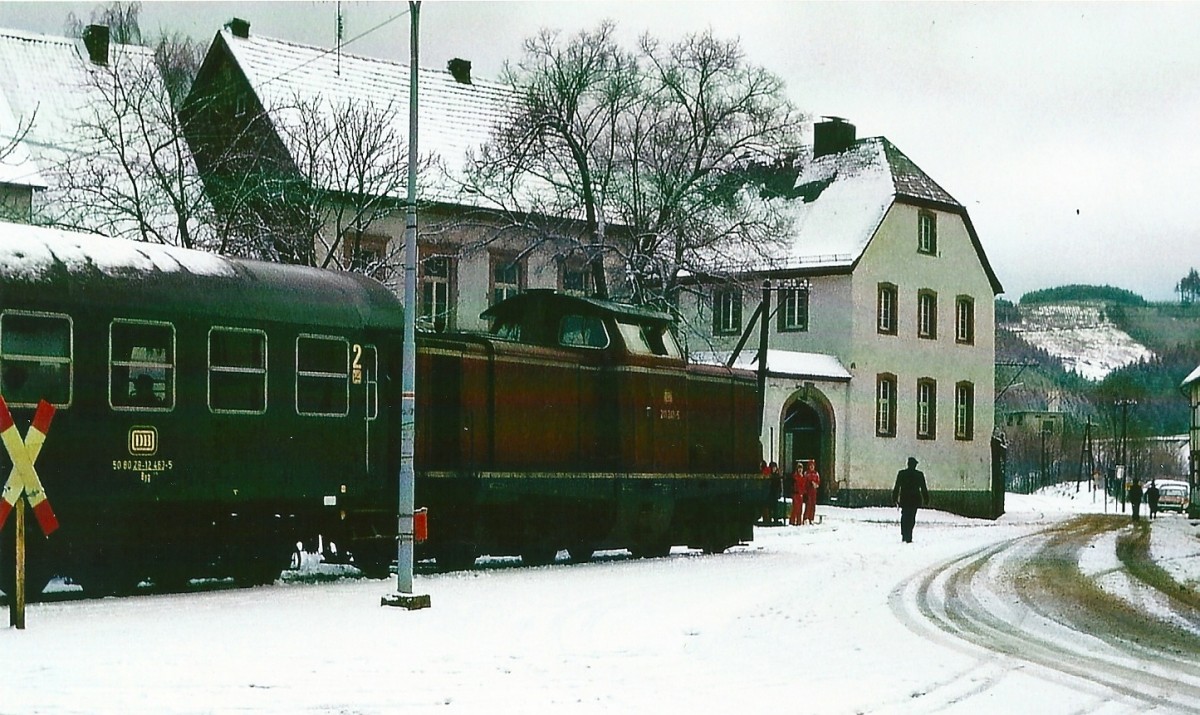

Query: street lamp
left=383, top=0, right=429, bottom=610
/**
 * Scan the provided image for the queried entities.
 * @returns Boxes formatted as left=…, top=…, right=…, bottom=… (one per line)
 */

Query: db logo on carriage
left=128, top=426, right=158, bottom=456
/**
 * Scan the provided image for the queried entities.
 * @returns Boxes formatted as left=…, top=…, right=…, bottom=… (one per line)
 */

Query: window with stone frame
left=777, top=287, right=809, bottom=332
left=955, top=381, right=974, bottom=440
left=876, top=373, right=897, bottom=437
left=877, top=282, right=898, bottom=335
left=918, top=289, right=938, bottom=340
left=712, top=286, right=743, bottom=336
left=955, top=295, right=975, bottom=345
left=490, top=253, right=524, bottom=306
left=917, top=378, right=937, bottom=440
left=419, top=252, right=456, bottom=332
left=343, top=231, right=391, bottom=282
left=918, top=210, right=937, bottom=255
left=561, top=262, right=594, bottom=297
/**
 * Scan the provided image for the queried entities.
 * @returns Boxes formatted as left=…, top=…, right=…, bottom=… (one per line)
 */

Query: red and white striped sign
left=0, top=397, right=58, bottom=535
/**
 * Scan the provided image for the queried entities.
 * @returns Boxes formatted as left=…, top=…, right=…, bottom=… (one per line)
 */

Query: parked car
left=1152, top=479, right=1191, bottom=513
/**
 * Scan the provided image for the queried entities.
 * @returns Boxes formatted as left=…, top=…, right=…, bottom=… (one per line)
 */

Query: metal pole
left=757, top=280, right=771, bottom=436
left=384, top=0, right=429, bottom=609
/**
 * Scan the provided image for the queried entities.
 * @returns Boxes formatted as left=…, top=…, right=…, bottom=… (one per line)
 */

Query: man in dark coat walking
left=892, top=457, right=929, bottom=543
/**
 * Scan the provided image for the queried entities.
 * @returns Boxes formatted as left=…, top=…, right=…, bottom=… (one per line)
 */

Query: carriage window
left=110, top=320, right=173, bottom=410
left=1, top=312, right=72, bottom=407
left=559, top=315, right=608, bottom=349
left=296, top=335, right=349, bottom=416
left=210, top=328, right=267, bottom=414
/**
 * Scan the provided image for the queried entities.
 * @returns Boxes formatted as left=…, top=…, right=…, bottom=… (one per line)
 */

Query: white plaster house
left=682, top=119, right=1005, bottom=517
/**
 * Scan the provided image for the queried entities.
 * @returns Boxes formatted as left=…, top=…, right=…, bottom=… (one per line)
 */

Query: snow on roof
left=219, top=28, right=512, bottom=202
left=760, top=137, right=961, bottom=272
left=0, top=87, right=47, bottom=188
left=692, top=349, right=852, bottom=381
left=0, top=220, right=234, bottom=281
left=1183, top=363, right=1200, bottom=388
left=0, top=27, right=175, bottom=230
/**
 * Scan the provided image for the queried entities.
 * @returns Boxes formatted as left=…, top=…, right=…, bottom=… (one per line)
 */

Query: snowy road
left=2, top=491, right=1198, bottom=714
left=891, top=515, right=1200, bottom=714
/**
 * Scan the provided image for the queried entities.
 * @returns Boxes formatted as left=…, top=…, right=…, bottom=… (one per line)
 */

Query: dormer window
left=918, top=211, right=937, bottom=255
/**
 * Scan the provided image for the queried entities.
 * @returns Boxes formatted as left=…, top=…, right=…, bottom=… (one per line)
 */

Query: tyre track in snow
left=886, top=515, right=1200, bottom=714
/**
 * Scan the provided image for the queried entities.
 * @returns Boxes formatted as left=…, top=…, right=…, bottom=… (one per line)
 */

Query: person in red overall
left=789, top=461, right=805, bottom=526
left=801, top=460, right=821, bottom=525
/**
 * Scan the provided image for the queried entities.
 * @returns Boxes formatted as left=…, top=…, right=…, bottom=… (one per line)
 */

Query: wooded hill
left=995, top=285, right=1199, bottom=486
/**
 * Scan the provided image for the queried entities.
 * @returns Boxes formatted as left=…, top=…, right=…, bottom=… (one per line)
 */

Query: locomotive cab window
left=558, top=315, right=608, bottom=349
left=209, top=328, right=267, bottom=414
left=296, top=335, right=349, bottom=416
left=1, top=311, right=72, bottom=407
left=617, top=321, right=681, bottom=358
left=110, top=320, right=174, bottom=410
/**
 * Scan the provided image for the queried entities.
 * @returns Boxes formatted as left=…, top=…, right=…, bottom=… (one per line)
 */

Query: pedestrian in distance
left=789, top=461, right=805, bottom=526
left=892, top=457, right=929, bottom=544
left=801, top=460, right=821, bottom=525
left=1129, top=478, right=1143, bottom=522
left=759, top=460, right=772, bottom=525
left=1146, top=481, right=1160, bottom=519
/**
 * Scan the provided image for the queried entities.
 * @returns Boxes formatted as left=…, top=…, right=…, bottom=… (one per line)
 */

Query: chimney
left=226, top=18, right=251, bottom=39
left=813, top=117, right=856, bottom=158
left=82, top=24, right=109, bottom=65
left=447, top=58, right=472, bottom=84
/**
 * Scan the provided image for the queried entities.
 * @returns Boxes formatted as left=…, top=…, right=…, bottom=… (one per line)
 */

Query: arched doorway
left=780, top=389, right=835, bottom=503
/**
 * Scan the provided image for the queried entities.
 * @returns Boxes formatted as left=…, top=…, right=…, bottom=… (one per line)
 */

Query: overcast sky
left=1, top=1, right=1197, bottom=301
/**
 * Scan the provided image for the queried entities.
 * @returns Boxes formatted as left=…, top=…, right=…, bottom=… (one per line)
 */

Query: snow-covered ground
left=3, top=486, right=1197, bottom=715
left=1010, top=303, right=1154, bottom=380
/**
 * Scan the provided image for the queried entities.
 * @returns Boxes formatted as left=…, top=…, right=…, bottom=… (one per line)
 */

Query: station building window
left=877, top=283, right=897, bottom=335
left=955, top=295, right=975, bottom=345
left=209, top=327, right=267, bottom=414
left=918, top=211, right=937, bottom=255
left=917, top=378, right=937, bottom=440
left=712, top=287, right=743, bottom=336
left=876, top=373, right=897, bottom=437
left=955, top=381, right=975, bottom=440
left=110, top=320, right=174, bottom=410
left=561, top=262, right=594, bottom=297
left=343, top=231, right=391, bottom=282
left=296, top=335, right=349, bottom=417
left=0, top=311, right=72, bottom=407
left=918, top=289, right=938, bottom=340
left=777, top=287, right=809, bottom=332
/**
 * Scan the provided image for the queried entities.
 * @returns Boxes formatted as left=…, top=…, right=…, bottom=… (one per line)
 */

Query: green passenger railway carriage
left=0, top=222, right=765, bottom=599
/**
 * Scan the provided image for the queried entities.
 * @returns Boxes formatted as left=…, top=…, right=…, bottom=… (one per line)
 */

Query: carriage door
left=352, top=343, right=380, bottom=479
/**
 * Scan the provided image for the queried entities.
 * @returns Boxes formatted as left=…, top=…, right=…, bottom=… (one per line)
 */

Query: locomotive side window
left=558, top=315, right=609, bottom=349
left=209, top=328, right=267, bottom=414
left=0, top=311, right=72, bottom=407
left=110, top=320, right=174, bottom=410
left=296, top=335, right=349, bottom=417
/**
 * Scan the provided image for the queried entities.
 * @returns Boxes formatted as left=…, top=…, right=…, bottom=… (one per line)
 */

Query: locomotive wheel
left=701, top=541, right=735, bottom=555
left=76, top=567, right=143, bottom=597
left=520, top=547, right=558, bottom=567
left=566, top=546, right=595, bottom=564
left=630, top=542, right=671, bottom=559
left=436, top=543, right=477, bottom=572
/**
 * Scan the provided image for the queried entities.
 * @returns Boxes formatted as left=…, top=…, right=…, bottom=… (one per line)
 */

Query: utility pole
left=383, top=0, right=429, bottom=610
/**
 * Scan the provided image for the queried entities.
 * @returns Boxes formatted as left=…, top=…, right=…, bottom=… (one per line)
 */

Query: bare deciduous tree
left=462, top=22, right=805, bottom=308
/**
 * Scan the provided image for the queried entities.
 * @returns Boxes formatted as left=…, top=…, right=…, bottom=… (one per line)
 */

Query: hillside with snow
left=1007, top=301, right=1154, bottom=381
